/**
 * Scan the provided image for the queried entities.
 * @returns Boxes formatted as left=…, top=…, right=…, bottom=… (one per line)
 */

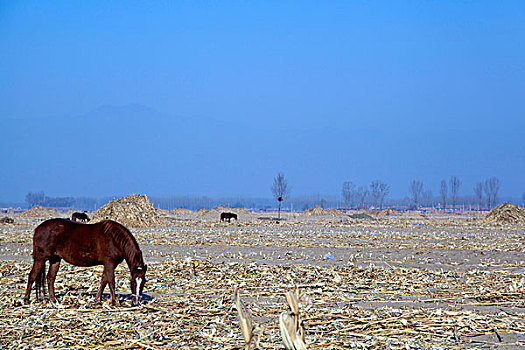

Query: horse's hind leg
left=24, top=259, right=45, bottom=304
left=47, top=257, right=61, bottom=303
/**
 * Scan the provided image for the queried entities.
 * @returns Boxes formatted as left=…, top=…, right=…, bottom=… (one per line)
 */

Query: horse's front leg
left=47, top=257, right=61, bottom=303
left=99, top=262, right=117, bottom=306
left=24, top=259, right=45, bottom=304
left=95, top=266, right=109, bottom=302
left=106, top=263, right=117, bottom=306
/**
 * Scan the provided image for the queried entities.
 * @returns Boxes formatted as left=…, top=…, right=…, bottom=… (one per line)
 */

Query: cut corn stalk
left=279, top=311, right=307, bottom=350
left=234, top=288, right=254, bottom=350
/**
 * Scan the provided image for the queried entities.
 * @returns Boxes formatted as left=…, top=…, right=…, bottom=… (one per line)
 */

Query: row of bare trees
left=338, top=176, right=503, bottom=211
left=409, top=176, right=501, bottom=209
left=477, top=177, right=501, bottom=209
left=24, top=173, right=515, bottom=213
left=341, top=180, right=390, bottom=209
left=437, top=176, right=462, bottom=209
left=25, top=191, right=76, bottom=208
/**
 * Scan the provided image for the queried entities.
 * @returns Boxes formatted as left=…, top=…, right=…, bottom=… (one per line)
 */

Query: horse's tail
left=35, top=261, right=47, bottom=300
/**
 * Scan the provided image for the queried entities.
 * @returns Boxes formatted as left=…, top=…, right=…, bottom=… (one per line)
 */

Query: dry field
left=0, top=209, right=524, bottom=349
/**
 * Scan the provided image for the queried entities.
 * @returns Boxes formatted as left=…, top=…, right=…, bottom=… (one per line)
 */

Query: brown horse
left=24, top=218, right=147, bottom=306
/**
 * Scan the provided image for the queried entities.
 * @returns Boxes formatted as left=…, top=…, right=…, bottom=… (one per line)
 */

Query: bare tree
left=356, top=186, right=368, bottom=208
left=422, top=190, right=433, bottom=207
left=484, top=176, right=500, bottom=209
left=490, top=176, right=500, bottom=207
left=25, top=191, right=46, bottom=208
left=474, top=182, right=484, bottom=210
left=271, top=172, right=290, bottom=220
left=409, top=180, right=424, bottom=209
left=449, top=176, right=461, bottom=210
left=440, top=180, right=447, bottom=209
left=370, top=180, right=390, bottom=209
left=341, top=182, right=355, bottom=208
left=378, top=182, right=390, bottom=210
left=370, top=181, right=380, bottom=208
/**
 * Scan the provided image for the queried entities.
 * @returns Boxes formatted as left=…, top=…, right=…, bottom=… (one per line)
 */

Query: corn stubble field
left=0, top=207, right=524, bottom=349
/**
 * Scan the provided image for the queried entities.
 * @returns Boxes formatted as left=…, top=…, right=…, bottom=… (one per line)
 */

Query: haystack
left=19, top=205, right=57, bottom=217
left=195, top=207, right=209, bottom=215
left=91, top=194, right=161, bottom=227
left=323, top=208, right=345, bottom=216
left=303, top=205, right=324, bottom=216
left=304, top=205, right=344, bottom=216
left=485, top=202, right=525, bottom=225
left=377, top=208, right=398, bottom=216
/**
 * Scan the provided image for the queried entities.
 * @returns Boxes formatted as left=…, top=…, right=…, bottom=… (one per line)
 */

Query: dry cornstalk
left=234, top=288, right=254, bottom=350
left=279, top=311, right=307, bottom=350
left=281, top=286, right=308, bottom=349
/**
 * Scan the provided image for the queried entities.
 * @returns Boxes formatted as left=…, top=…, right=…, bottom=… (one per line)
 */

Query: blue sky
left=1, top=1, right=524, bottom=203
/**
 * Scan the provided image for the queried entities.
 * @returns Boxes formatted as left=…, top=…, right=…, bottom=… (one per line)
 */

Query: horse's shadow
left=54, top=292, right=153, bottom=304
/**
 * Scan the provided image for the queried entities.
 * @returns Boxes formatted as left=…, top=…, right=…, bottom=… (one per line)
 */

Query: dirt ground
left=0, top=211, right=524, bottom=349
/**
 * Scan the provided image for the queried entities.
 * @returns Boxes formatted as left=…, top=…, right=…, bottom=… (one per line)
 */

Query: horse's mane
left=101, top=220, right=143, bottom=267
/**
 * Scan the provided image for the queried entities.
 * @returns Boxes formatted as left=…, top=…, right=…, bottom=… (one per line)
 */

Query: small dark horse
left=72, top=212, right=90, bottom=222
left=220, top=212, right=238, bottom=222
left=24, top=218, right=147, bottom=306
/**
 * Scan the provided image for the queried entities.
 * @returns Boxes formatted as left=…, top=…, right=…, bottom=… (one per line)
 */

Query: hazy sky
left=1, top=1, right=524, bottom=203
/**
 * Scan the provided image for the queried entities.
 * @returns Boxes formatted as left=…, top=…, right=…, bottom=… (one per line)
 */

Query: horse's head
left=130, top=263, right=147, bottom=305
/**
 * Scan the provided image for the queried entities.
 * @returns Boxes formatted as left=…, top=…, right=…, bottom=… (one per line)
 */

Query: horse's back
left=32, top=218, right=72, bottom=258
left=33, top=218, right=71, bottom=242
left=33, top=218, right=114, bottom=265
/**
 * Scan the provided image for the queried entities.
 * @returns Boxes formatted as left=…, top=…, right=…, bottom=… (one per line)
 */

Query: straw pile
left=19, top=205, right=57, bottom=217
left=304, top=205, right=343, bottom=216
left=485, top=202, right=525, bottom=225
left=377, top=208, right=398, bottom=216
left=194, top=207, right=208, bottom=215
left=90, top=194, right=161, bottom=227
left=353, top=208, right=375, bottom=216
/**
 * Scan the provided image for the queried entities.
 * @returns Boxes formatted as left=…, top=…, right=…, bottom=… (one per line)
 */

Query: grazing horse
left=72, top=212, right=90, bottom=222
left=220, top=212, right=238, bottom=222
left=24, top=218, right=147, bottom=306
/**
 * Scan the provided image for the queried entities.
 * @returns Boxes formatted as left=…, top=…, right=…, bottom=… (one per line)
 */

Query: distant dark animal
left=72, top=212, right=90, bottom=222
left=220, top=212, right=238, bottom=222
left=24, top=218, right=147, bottom=306
left=0, top=217, right=14, bottom=224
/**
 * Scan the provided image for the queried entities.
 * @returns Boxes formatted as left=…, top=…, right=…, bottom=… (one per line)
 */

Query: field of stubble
left=0, top=211, right=524, bottom=349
